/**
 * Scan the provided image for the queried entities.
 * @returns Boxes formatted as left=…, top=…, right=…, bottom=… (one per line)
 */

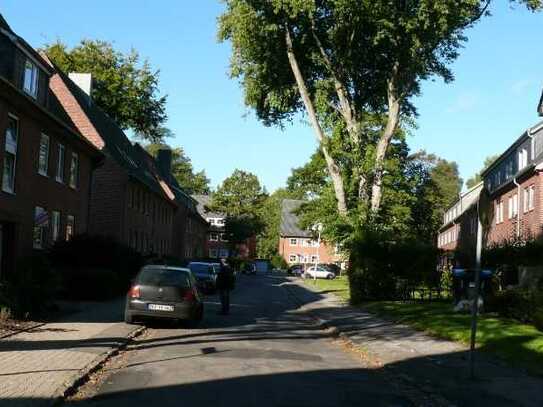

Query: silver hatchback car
left=124, top=265, right=204, bottom=325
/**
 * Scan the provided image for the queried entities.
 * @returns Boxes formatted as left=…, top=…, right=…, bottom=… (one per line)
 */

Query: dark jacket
left=216, top=265, right=235, bottom=291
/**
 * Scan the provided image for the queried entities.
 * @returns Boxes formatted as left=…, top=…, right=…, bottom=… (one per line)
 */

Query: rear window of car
left=137, top=268, right=191, bottom=287
left=189, top=263, right=214, bottom=274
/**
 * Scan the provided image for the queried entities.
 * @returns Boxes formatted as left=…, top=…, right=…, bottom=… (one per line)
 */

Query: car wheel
left=327, top=274, right=334, bottom=280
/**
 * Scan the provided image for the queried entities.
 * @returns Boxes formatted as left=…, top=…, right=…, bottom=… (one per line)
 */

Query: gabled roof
left=280, top=199, right=311, bottom=238
left=192, top=195, right=224, bottom=219
left=49, top=65, right=174, bottom=202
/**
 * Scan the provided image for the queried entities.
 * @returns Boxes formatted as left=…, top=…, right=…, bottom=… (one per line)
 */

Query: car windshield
left=137, top=268, right=191, bottom=287
left=189, top=263, right=214, bottom=274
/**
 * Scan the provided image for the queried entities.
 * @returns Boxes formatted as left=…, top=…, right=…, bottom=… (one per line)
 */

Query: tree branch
left=285, top=25, right=348, bottom=216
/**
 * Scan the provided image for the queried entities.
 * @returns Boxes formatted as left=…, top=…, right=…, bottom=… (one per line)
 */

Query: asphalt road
left=72, top=274, right=413, bottom=407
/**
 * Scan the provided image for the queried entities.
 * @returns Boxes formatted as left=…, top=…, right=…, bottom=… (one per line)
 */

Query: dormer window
left=518, top=148, right=528, bottom=171
left=23, top=59, right=39, bottom=98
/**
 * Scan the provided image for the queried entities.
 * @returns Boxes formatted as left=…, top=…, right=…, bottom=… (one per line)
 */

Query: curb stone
left=0, top=322, right=47, bottom=340
left=50, top=325, right=146, bottom=406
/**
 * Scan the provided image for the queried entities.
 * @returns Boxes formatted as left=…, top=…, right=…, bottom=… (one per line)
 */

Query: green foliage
left=44, top=40, right=167, bottom=142
left=211, top=169, right=266, bottom=217
left=484, top=237, right=543, bottom=268
left=256, top=188, right=302, bottom=259
left=5, top=255, right=59, bottom=317
left=347, top=225, right=441, bottom=302
left=49, top=235, right=144, bottom=300
left=224, top=215, right=264, bottom=245
left=466, top=154, right=499, bottom=189
left=286, top=149, right=328, bottom=199
left=145, top=141, right=210, bottom=194
left=271, top=254, right=288, bottom=270
left=486, top=288, right=543, bottom=323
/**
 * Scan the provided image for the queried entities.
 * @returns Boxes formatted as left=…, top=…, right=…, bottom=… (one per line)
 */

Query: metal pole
left=469, top=202, right=483, bottom=378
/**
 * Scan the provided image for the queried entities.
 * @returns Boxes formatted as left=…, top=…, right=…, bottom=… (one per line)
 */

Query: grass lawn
left=303, top=275, right=350, bottom=302
left=363, top=301, right=543, bottom=376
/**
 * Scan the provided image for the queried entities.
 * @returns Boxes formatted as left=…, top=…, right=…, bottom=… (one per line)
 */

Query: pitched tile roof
left=280, top=199, right=311, bottom=237
left=192, top=195, right=224, bottom=219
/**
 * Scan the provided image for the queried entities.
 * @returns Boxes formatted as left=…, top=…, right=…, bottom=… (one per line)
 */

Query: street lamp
left=311, top=223, right=323, bottom=284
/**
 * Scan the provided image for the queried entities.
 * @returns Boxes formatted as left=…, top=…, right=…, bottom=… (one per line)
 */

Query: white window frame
left=220, top=233, right=228, bottom=242
left=51, top=211, right=61, bottom=242
left=33, top=206, right=49, bottom=249
left=2, top=114, right=19, bottom=194
left=289, top=238, right=297, bottom=246
left=518, top=148, right=528, bottom=171
left=288, top=254, right=297, bottom=263
left=508, top=196, right=513, bottom=219
left=69, top=152, right=79, bottom=189
left=38, top=133, right=49, bottom=176
left=529, top=185, right=535, bottom=211
left=512, top=193, right=518, bottom=218
left=210, top=232, right=219, bottom=242
left=524, top=187, right=530, bottom=213
left=66, top=215, right=75, bottom=241
left=56, top=144, right=65, bottom=182
left=23, top=59, right=39, bottom=98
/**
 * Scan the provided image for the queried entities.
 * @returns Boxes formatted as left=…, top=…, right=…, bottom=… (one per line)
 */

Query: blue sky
left=2, top=1, right=542, bottom=191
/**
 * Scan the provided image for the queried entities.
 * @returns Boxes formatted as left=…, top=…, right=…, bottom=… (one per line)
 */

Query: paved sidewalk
left=286, top=277, right=543, bottom=407
left=0, top=298, right=141, bottom=407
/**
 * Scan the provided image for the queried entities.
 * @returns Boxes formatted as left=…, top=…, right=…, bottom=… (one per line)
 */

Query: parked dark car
left=188, top=262, right=218, bottom=293
left=124, top=265, right=203, bottom=325
left=288, top=264, right=304, bottom=276
left=242, top=262, right=256, bottom=275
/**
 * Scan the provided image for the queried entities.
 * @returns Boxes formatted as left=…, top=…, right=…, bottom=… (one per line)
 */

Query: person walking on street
left=216, top=258, right=235, bottom=315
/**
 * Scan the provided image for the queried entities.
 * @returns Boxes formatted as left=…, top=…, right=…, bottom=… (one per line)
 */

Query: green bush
left=347, top=227, right=440, bottom=303
left=49, top=234, right=143, bottom=300
left=271, top=254, right=288, bottom=270
left=6, top=254, right=59, bottom=317
left=534, top=308, right=543, bottom=332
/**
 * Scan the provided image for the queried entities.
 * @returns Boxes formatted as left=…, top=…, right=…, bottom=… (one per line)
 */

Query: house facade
left=437, top=115, right=543, bottom=266
left=192, top=194, right=256, bottom=260
left=0, top=15, right=102, bottom=277
left=278, top=199, right=343, bottom=268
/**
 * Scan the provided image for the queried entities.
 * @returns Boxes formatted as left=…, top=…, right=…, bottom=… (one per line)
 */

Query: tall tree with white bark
left=218, top=0, right=541, bottom=222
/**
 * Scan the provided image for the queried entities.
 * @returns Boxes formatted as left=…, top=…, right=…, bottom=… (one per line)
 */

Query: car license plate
left=148, top=304, right=174, bottom=312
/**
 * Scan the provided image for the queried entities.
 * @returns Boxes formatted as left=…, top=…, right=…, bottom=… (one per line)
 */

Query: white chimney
left=68, top=73, right=93, bottom=101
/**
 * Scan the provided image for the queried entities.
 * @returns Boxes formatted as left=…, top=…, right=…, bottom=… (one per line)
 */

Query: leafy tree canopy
left=211, top=169, right=266, bottom=217
left=145, top=141, right=210, bottom=195
left=466, top=154, right=500, bottom=189
left=44, top=40, right=167, bottom=142
left=219, top=0, right=541, bottom=220
left=286, top=149, right=328, bottom=199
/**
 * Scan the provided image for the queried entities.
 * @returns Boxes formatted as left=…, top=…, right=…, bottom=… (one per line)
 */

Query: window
left=2, top=115, right=18, bottom=193
left=495, top=200, right=504, bottom=224
left=289, top=238, right=297, bottom=246
left=210, top=232, right=219, bottom=241
left=56, top=144, right=65, bottom=182
left=311, top=255, right=318, bottom=263
left=69, top=152, right=79, bottom=188
left=51, top=211, right=61, bottom=242
left=208, top=218, right=215, bottom=225
left=33, top=207, right=49, bottom=249
left=288, top=254, right=297, bottom=263
left=512, top=194, right=518, bottom=218
left=216, top=218, right=225, bottom=226
left=508, top=196, right=513, bottom=219
left=529, top=185, right=535, bottom=211
left=220, top=233, right=228, bottom=242
left=38, top=134, right=49, bottom=175
left=23, top=59, right=39, bottom=98
left=220, top=249, right=229, bottom=258
left=66, top=215, right=75, bottom=241
left=518, top=148, right=528, bottom=171
left=209, top=249, right=218, bottom=258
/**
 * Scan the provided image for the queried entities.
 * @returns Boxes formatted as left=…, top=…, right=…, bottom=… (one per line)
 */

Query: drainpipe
left=513, top=178, right=521, bottom=238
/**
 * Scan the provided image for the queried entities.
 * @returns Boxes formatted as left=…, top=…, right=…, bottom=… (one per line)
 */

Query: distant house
left=0, top=14, right=102, bottom=277
left=192, top=194, right=256, bottom=260
left=278, top=199, right=343, bottom=268
left=48, top=62, right=206, bottom=260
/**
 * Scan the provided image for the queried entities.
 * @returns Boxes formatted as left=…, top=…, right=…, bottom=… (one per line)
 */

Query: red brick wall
left=0, top=84, right=93, bottom=273
left=278, top=236, right=339, bottom=265
left=487, top=172, right=543, bottom=245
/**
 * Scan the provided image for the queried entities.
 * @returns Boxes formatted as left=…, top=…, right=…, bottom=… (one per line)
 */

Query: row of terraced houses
left=0, top=14, right=209, bottom=278
left=438, top=91, right=543, bottom=270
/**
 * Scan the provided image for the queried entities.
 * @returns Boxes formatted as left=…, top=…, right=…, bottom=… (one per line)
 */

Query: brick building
left=437, top=117, right=543, bottom=265
left=278, top=199, right=343, bottom=268
left=0, top=15, right=102, bottom=277
left=192, top=194, right=256, bottom=259
left=48, top=62, right=207, bottom=260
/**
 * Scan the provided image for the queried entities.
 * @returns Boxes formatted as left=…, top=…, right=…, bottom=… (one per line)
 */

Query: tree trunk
left=370, top=69, right=401, bottom=213
left=285, top=27, right=348, bottom=216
